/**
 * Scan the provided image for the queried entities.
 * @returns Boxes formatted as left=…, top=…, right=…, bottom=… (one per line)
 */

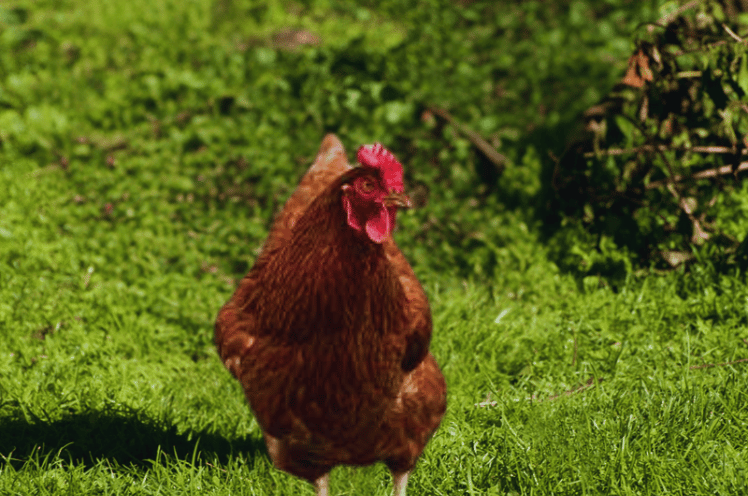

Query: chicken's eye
left=357, top=178, right=376, bottom=195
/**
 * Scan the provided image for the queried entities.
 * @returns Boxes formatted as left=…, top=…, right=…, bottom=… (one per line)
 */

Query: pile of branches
left=549, top=0, right=748, bottom=269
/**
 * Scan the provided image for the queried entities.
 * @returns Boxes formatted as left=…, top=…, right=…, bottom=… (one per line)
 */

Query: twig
left=582, top=144, right=748, bottom=188
left=546, top=377, right=601, bottom=402
left=571, top=334, right=578, bottom=367
left=722, top=23, right=747, bottom=44
left=650, top=134, right=685, bottom=201
left=647, top=161, right=748, bottom=189
left=676, top=70, right=702, bottom=78
left=206, top=462, right=228, bottom=473
left=474, top=377, right=602, bottom=407
left=673, top=40, right=730, bottom=56
left=583, top=144, right=748, bottom=158
left=428, top=105, right=508, bottom=170
left=655, top=0, right=702, bottom=28
left=690, top=357, right=748, bottom=370
left=689, top=146, right=748, bottom=154
left=613, top=118, right=711, bottom=243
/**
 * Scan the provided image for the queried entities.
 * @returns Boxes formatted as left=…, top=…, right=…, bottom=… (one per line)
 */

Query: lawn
left=1, top=0, right=748, bottom=494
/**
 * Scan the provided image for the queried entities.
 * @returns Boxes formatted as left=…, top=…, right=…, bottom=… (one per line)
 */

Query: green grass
left=2, top=0, right=748, bottom=494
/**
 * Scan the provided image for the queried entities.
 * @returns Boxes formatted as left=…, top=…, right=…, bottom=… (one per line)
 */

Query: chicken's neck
left=251, top=188, right=405, bottom=342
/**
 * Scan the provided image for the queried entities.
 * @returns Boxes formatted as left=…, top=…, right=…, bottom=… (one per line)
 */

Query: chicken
left=215, top=134, right=446, bottom=496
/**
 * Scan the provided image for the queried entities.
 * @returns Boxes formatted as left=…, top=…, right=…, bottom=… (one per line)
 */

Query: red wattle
left=365, top=205, right=395, bottom=244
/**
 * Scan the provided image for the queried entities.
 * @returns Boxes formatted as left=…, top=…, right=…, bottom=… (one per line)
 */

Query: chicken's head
left=342, top=143, right=411, bottom=244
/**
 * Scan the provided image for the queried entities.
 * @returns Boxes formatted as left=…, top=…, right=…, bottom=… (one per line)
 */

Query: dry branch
left=549, top=4, right=748, bottom=266
left=647, top=161, right=748, bottom=189
left=581, top=145, right=748, bottom=189
left=428, top=105, right=508, bottom=170
left=544, top=376, right=600, bottom=401
left=474, top=376, right=602, bottom=407
left=690, top=357, right=748, bottom=370
left=653, top=0, right=702, bottom=29
left=583, top=145, right=748, bottom=159
left=722, top=23, right=747, bottom=43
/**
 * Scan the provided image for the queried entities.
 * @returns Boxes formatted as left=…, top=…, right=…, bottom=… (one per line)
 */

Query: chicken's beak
left=382, top=191, right=413, bottom=209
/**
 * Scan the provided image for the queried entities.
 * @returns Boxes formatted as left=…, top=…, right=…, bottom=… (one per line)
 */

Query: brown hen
left=215, top=134, right=446, bottom=496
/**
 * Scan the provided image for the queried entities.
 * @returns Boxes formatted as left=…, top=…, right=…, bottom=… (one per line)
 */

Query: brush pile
left=549, top=0, right=748, bottom=271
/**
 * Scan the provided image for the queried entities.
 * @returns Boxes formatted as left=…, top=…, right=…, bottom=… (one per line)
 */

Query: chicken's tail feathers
left=304, top=133, right=352, bottom=183
left=314, top=134, right=346, bottom=171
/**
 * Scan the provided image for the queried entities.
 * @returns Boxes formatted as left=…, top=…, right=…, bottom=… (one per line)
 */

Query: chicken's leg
left=314, top=473, right=330, bottom=496
left=392, top=471, right=410, bottom=496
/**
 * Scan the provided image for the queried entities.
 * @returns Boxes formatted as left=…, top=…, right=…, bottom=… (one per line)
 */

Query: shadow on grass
left=0, top=408, right=265, bottom=469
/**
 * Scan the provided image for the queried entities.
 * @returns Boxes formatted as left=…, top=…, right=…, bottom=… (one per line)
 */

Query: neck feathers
left=248, top=179, right=404, bottom=341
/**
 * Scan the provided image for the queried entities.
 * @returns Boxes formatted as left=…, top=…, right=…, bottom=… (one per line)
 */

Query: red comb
left=356, top=143, right=404, bottom=192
